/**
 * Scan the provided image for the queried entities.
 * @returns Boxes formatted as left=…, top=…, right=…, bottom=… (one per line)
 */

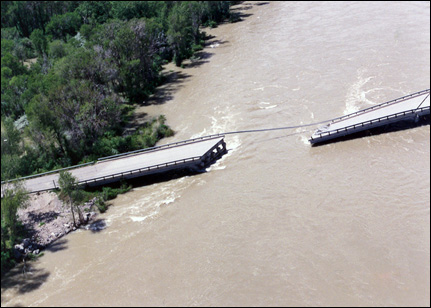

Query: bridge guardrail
left=97, top=134, right=225, bottom=162
left=1, top=134, right=226, bottom=185
left=1, top=161, right=95, bottom=185
left=328, top=89, right=430, bottom=124
left=1, top=156, right=203, bottom=196
left=77, top=156, right=203, bottom=186
left=310, top=105, right=430, bottom=141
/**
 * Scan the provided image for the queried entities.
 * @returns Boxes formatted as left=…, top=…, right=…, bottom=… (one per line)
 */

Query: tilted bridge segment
left=309, top=89, right=430, bottom=145
left=1, top=135, right=227, bottom=196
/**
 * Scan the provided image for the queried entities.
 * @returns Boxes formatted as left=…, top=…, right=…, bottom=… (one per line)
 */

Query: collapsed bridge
left=309, top=89, right=430, bottom=145
left=1, top=136, right=227, bottom=196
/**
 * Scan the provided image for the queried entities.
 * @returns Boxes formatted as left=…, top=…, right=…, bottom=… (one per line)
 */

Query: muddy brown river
left=1, top=1, right=429, bottom=306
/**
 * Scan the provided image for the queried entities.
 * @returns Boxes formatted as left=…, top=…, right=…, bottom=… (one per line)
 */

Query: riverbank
left=6, top=19, right=229, bottom=268
left=13, top=191, right=99, bottom=261
left=5, top=25, right=223, bottom=274
left=2, top=1, right=430, bottom=306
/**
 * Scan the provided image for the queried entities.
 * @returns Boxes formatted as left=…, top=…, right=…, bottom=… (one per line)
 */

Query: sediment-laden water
left=2, top=1, right=429, bottom=306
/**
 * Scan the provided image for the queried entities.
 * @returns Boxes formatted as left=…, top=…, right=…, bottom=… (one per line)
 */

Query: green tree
left=3, top=74, right=30, bottom=119
left=1, top=117, right=25, bottom=180
left=48, top=80, right=122, bottom=160
left=4, top=1, right=77, bottom=37
left=1, top=117, right=22, bottom=156
left=29, top=29, right=47, bottom=57
left=46, top=11, right=82, bottom=42
left=201, top=1, right=231, bottom=25
left=25, top=93, right=68, bottom=159
left=1, top=1, right=13, bottom=28
left=58, top=171, right=85, bottom=227
left=1, top=51, right=27, bottom=76
left=110, top=1, right=166, bottom=21
left=92, top=18, right=166, bottom=102
left=6, top=1, right=36, bottom=37
left=167, top=2, right=194, bottom=66
left=1, top=181, right=29, bottom=246
left=48, top=40, right=67, bottom=59
left=0, top=0, right=232, bottom=183
left=13, top=37, right=35, bottom=62
left=1, top=49, right=30, bottom=118
left=76, top=1, right=112, bottom=25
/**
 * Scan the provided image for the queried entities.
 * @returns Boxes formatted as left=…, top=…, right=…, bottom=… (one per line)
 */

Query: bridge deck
left=2, top=136, right=226, bottom=195
left=309, top=89, right=430, bottom=144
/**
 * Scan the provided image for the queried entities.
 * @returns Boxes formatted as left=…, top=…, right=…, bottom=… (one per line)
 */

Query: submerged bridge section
left=1, top=136, right=226, bottom=195
left=309, top=89, right=430, bottom=145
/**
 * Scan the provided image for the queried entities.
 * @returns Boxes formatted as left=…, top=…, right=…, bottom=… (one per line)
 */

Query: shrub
left=49, top=40, right=67, bottom=59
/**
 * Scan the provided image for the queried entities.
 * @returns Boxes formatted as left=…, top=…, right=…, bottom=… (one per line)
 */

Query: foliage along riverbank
left=2, top=1, right=240, bottom=275
left=2, top=1, right=238, bottom=181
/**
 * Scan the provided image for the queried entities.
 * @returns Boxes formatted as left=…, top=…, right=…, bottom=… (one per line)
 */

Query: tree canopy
left=1, top=1, right=234, bottom=180
left=1, top=0, right=237, bottom=275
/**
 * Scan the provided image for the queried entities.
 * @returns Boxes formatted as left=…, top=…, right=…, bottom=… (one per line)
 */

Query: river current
left=1, top=1, right=430, bottom=306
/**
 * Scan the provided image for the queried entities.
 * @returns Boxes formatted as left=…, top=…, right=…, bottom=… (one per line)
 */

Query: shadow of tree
left=45, top=238, right=68, bottom=253
left=1, top=264, right=50, bottom=295
left=122, top=110, right=149, bottom=135
left=143, top=70, right=191, bottom=106
left=17, top=212, right=66, bottom=245
left=183, top=51, right=214, bottom=69
left=232, top=2, right=254, bottom=11
left=138, top=5, right=255, bottom=107
left=229, top=2, right=256, bottom=23
left=86, top=219, right=107, bottom=233
left=228, top=12, right=252, bottom=23
left=255, top=2, right=270, bottom=6
left=129, top=4, right=254, bottom=109
left=202, top=33, right=216, bottom=41
left=130, top=111, right=148, bottom=123
left=26, top=211, right=59, bottom=225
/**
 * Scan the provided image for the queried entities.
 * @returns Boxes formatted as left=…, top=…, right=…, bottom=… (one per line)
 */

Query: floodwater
left=2, top=1, right=430, bottom=306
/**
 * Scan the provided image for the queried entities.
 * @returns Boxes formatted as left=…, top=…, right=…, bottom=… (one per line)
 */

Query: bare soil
left=17, top=191, right=98, bottom=248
